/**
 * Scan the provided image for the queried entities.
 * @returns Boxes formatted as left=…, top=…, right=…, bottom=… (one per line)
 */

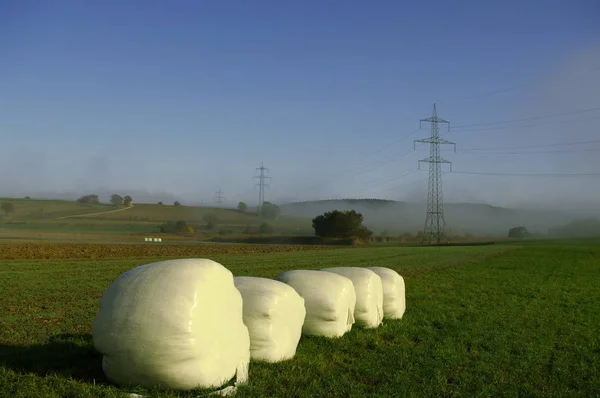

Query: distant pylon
left=414, top=103, right=456, bottom=244
left=254, top=162, right=270, bottom=215
left=215, top=189, right=225, bottom=206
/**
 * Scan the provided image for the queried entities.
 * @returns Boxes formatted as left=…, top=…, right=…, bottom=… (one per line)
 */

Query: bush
left=259, top=222, right=274, bottom=234
left=312, top=210, right=372, bottom=241
left=1, top=202, right=15, bottom=215
left=203, top=214, right=218, bottom=230
left=260, top=202, right=281, bottom=219
left=159, top=220, right=193, bottom=235
left=77, top=194, right=99, bottom=204
left=508, top=226, right=531, bottom=239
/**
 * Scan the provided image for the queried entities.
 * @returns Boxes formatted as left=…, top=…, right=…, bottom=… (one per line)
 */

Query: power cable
left=450, top=107, right=600, bottom=130
left=449, top=171, right=600, bottom=177
left=458, top=139, right=600, bottom=152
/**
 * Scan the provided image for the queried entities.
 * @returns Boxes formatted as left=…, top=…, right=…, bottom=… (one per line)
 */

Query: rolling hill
left=279, top=199, right=594, bottom=236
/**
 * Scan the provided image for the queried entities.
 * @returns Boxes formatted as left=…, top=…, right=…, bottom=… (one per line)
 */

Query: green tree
left=1, top=202, right=15, bottom=216
left=259, top=222, right=274, bottom=234
left=110, top=194, right=124, bottom=207
left=123, top=195, right=133, bottom=207
left=203, top=214, right=218, bottom=230
left=158, top=201, right=163, bottom=205
left=76, top=194, right=99, bottom=204
left=260, top=201, right=281, bottom=219
left=508, top=226, right=531, bottom=238
left=174, top=201, right=181, bottom=206
left=158, top=220, right=190, bottom=235
left=237, top=201, right=248, bottom=212
left=312, top=210, right=372, bottom=240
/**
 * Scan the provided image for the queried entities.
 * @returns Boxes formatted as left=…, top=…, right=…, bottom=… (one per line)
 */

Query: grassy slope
left=0, top=199, right=313, bottom=237
left=1, top=242, right=599, bottom=397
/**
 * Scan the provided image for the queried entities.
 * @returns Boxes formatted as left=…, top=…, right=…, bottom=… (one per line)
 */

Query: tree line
left=76, top=194, right=133, bottom=207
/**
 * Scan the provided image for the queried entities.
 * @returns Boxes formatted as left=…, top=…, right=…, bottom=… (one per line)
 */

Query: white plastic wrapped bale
left=367, top=267, right=406, bottom=320
left=276, top=270, right=356, bottom=338
left=92, top=258, right=250, bottom=391
left=320, top=267, right=384, bottom=329
left=233, top=276, right=306, bottom=362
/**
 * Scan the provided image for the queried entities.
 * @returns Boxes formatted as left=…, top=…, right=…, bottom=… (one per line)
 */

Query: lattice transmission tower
left=215, top=189, right=225, bottom=206
left=414, top=103, right=456, bottom=244
left=254, top=162, right=270, bottom=215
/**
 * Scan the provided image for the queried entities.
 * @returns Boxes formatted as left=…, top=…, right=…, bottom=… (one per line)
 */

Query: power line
left=458, top=139, right=600, bottom=152
left=449, top=115, right=600, bottom=133
left=215, top=189, right=225, bottom=206
left=449, top=171, right=600, bottom=177
left=414, top=104, right=456, bottom=244
left=457, top=148, right=600, bottom=155
left=450, top=107, right=600, bottom=130
left=254, top=162, right=270, bottom=215
left=436, top=64, right=600, bottom=107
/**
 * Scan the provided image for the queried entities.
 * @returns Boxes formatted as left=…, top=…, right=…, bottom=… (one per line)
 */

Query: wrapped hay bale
left=276, top=270, right=356, bottom=338
left=320, top=267, right=383, bottom=329
left=234, top=276, right=306, bottom=362
left=92, top=258, right=250, bottom=391
left=367, top=267, right=406, bottom=319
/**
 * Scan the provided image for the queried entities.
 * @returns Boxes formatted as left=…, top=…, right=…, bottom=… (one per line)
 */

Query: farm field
left=1, top=240, right=599, bottom=397
left=0, top=199, right=314, bottom=241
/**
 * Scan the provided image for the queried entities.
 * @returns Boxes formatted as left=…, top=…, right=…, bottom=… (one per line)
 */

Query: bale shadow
left=0, top=333, right=107, bottom=384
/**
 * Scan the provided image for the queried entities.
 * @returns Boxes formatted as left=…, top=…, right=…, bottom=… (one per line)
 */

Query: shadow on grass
left=0, top=333, right=107, bottom=384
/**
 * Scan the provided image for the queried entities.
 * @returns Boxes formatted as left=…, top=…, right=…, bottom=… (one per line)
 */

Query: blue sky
left=1, top=0, right=599, bottom=208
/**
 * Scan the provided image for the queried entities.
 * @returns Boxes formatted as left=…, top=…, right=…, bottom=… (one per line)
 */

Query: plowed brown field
left=0, top=242, right=345, bottom=260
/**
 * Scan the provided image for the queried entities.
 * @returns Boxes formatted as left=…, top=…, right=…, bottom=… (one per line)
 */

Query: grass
left=0, top=198, right=314, bottom=240
left=1, top=240, right=599, bottom=397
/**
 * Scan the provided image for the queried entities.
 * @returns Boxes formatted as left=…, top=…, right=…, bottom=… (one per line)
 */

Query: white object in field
left=276, top=270, right=356, bottom=338
left=153, top=237, right=159, bottom=242
left=234, top=277, right=306, bottom=362
left=367, top=267, right=406, bottom=319
left=158, top=238, right=162, bottom=242
left=92, top=258, right=250, bottom=391
left=320, top=267, right=384, bottom=329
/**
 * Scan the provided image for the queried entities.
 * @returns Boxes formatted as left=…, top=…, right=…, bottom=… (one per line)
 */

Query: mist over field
left=278, top=199, right=596, bottom=236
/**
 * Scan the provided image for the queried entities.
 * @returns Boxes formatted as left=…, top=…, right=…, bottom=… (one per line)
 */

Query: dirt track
left=0, top=242, right=345, bottom=260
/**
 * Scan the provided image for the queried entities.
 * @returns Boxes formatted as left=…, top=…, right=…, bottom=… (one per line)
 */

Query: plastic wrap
left=92, top=258, right=250, bottom=391
left=234, top=276, right=306, bottom=362
left=320, top=267, right=383, bottom=329
left=276, top=270, right=356, bottom=337
left=367, top=267, right=406, bottom=319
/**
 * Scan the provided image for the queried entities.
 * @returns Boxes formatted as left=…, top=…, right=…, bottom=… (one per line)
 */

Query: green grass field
left=0, top=198, right=314, bottom=240
left=1, top=240, right=599, bottom=397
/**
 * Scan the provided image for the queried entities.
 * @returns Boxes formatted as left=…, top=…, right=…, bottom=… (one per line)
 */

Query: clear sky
left=1, top=1, right=599, bottom=209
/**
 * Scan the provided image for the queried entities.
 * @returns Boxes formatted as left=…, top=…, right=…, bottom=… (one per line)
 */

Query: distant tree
left=24, top=196, right=31, bottom=200
left=508, top=226, right=531, bottom=239
left=174, top=201, right=181, bottom=206
left=159, top=220, right=191, bottom=235
left=203, top=214, right=218, bottom=230
left=259, top=222, right=274, bottom=234
left=158, top=201, right=163, bottom=205
left=312, top=210, right=372, bottom=240
left=110, top=194, right=124, bottom=207
left=1, top=202, right=15, bottom=216
left=76, top=194, right=100, bottom=204
left=123, top=195, right=133, bottom=207
left=237, top=201, right=248, bottom=212
left=260, top=201, right=281, bottom=219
